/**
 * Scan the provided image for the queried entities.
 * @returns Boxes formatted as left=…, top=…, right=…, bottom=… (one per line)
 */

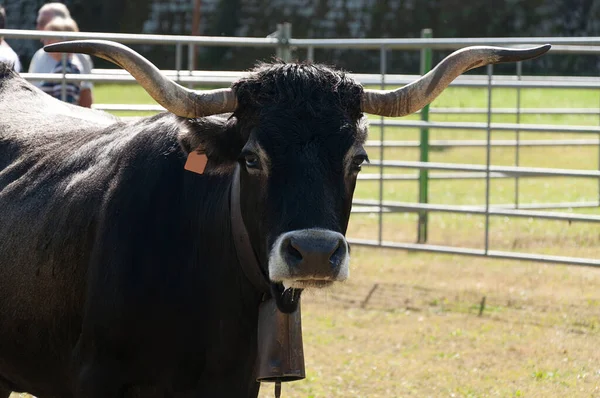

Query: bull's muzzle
left=269, top=229, right=349, bottom=288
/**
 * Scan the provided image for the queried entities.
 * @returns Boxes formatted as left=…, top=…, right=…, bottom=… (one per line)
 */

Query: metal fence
left=2, top=26, right=599, bottom=267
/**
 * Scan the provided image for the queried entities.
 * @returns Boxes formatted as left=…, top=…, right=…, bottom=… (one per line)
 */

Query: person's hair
left=44, top=16, right=79, bottom=32
left=0, top=5, right=6, bottom=31
left=38, top=3, right=71, bottom=19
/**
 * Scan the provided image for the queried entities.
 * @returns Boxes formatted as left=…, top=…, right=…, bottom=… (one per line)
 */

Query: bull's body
left=0, top=40, right=549, bottom=397
left=0, top=67, right=260, bottom=397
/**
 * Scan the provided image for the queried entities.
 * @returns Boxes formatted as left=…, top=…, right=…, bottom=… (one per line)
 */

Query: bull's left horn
left=362, top=44, right=551, bottom=117
left=45, top=40, right=237, bottom=118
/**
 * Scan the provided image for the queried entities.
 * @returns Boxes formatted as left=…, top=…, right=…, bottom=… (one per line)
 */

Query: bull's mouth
left=284, top=279, right=335, bottom=289
left=271, top=282, right=303, bottom=313
left=270, top=279, right=337, bottom=313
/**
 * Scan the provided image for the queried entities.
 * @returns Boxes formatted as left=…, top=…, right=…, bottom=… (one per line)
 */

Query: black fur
left=0, top=61, right=367, bottom=397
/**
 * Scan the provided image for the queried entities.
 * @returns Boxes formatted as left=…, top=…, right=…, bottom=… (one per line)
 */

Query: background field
left=11, top=82, right=600, bottom=398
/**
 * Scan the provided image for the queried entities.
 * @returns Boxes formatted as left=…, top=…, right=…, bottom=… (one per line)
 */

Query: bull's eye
left=351, top=155, right=369, bottom=172
left=244, top=154, right=260, bottom=169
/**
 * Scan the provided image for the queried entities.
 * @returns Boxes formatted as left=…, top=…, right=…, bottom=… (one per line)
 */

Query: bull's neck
left=229, top=164, right=271, bottom=295
left=183, top=171, right=263, bottom=304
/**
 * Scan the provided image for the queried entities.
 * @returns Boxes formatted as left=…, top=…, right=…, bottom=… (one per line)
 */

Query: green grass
left=13, top=82, right=600, bottom=398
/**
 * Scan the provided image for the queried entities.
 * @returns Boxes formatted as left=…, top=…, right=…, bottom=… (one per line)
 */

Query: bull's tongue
left=271, top=282, right=302, bottom=313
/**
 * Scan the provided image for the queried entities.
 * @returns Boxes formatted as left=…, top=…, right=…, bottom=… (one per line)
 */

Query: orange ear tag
left=184, top=151, right=208, bottom=174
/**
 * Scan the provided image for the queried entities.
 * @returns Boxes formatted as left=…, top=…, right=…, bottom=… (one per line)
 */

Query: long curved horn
left=44, top=40, right=237, bottom=118
left=362, top=44, right=551, bottom=117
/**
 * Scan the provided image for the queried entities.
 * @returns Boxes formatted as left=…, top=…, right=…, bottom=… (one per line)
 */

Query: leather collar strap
left=230, top=164, right=271, bottom=294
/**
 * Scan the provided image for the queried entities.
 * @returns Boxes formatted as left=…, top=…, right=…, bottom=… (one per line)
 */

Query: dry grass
left=258, top=247, right=600, bottom=398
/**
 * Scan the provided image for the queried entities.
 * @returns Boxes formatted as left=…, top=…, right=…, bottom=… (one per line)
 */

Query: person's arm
left=28, top=50, right=39, bottom=72
left=78, top=88, right=93, bottom=108
left=27, top=50, right=45, bottom=88
left=15, top=56, right=22, bottom=73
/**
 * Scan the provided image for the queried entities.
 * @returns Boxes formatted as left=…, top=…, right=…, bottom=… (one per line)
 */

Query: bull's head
left=46, top=40, right=550, bottom=312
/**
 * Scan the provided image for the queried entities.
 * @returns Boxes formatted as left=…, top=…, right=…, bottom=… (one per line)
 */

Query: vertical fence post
left=378, top=46, right=387, bottom=245
left=417, top=28, right=432, bottom=243
left=484, top=64, right=493, bottom=254
left=307, top=46, right=314, bottom=62
left=60, top=51, right=67, bottom=102
left=515, top=61, right=522, bottom=209
left=187, top=43, right=194, bottom=89
left=175, top=42, right=182, bottom=84
left=60, top=34, right=67, bottom=102
left=276, top=23, right=292, bottom=62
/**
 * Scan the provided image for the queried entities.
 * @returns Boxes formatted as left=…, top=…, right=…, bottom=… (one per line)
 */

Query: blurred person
left=36, top=17, right=83, bottom=105
left=30, top=3, right=93, bottom=107
left=35, top=2, right=70, bottom=30
left=0, top=5, right=22, bottom=72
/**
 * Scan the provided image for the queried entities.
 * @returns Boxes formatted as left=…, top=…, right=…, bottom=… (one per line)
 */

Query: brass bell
left=256, top=296, right=305, bottom=384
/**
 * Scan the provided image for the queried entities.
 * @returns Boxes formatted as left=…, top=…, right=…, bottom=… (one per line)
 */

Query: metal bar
left=425, top=107, right=600, bottom=115
left=187, top=43, right=194, bottom=89
left=378, top=46, right=387, bottom=245
left=515, top=62, right=522, bottom=209
left=351, top=200, right=600, bottom=222
left=364, top=139, right=600, bottom=148
left=282, top=23, right=292, bottom=62
left=175, top=43, right=182, bottom=83
left=484, top=65, right=493, bottom=254
left=60, top=52, right=67, bottom=102
left=276, top=23, right=292, bottom=62
left=418, top=28, right=432, bottom=244
left=357, top=172, right=547, bottom=180
left=348, top=239, right=600, bottom=267
left=82, top=69, right=600, bottom=83
left=22, top=72, right=600, bottom=90
left=288, top=36, right=600, bottom=49
left=307, top=46, right=314, bottom=62
left=356, top=172, right=600, bottom=181
left=365, top=160, right=600, bottom=177
left=0, top=28, right=279, bottom=46
left=56, top=69, right=600, bottom=80
left=368, top=119, right=600, bottom=134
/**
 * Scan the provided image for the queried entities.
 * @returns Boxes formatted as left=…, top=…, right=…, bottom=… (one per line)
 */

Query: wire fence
left=2, top=26, right=599, bottom=267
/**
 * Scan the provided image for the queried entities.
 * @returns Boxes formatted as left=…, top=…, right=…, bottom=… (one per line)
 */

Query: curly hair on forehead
left=232, top=61, right=364, bottom=121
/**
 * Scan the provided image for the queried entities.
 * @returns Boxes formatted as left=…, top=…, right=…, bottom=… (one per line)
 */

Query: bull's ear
left=177, top=115, right=244, bottom=164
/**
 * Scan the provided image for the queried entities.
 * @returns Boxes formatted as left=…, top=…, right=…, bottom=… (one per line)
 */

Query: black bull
left=0, top=41, right=549, bottom=397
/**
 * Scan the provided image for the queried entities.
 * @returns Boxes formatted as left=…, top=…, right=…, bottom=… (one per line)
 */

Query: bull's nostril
left=329, top=239, right=345, bottom=269
left=282, top=237, right=303, bottom=267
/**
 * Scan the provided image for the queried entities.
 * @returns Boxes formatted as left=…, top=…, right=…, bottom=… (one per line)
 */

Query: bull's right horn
left=362, top=44, right=551, bottom=117
left=45, top=40, right=237, bottom=118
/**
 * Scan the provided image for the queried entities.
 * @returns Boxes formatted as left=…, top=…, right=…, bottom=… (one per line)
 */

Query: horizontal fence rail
left=348, top=239, right=600, bottom=267
left=353, top=200, right=600, bottom=223
left=367, top=160, right=600, bottom=178
left=369, top=120, right=600, bottom=134
left=364, top=139, right=600, bottom=148
left=3, top=28, right=599, bottom=267
left=18, top=71, right=600, bottom=90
